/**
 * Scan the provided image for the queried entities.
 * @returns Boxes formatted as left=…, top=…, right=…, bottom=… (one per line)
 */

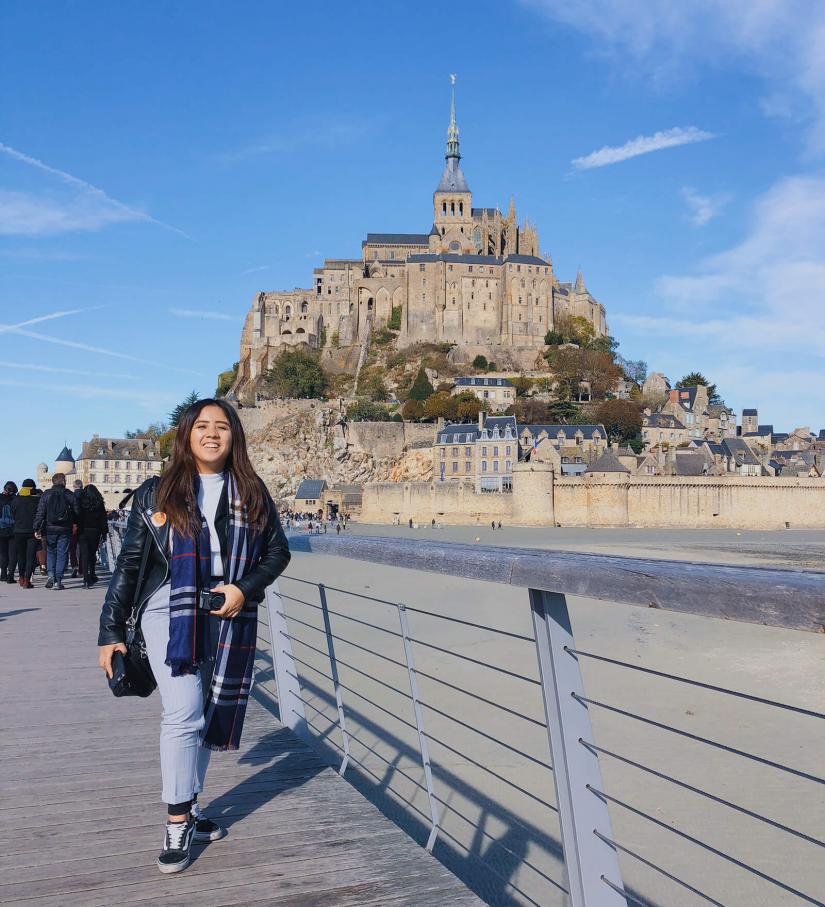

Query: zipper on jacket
left=128, top=509, right=171, bottom=631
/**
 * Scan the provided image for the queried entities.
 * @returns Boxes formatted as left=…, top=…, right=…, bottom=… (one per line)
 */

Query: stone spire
left=575, top=268, right=584, bottom=292
left=436, top=75, right=469, bottom=193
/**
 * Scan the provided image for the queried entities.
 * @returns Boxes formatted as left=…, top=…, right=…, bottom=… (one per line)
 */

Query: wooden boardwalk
left=0, top=576, right=484, bottom=907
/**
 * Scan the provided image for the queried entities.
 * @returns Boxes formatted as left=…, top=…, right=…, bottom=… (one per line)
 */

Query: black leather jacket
left=98, top=476, right=291, bottom=646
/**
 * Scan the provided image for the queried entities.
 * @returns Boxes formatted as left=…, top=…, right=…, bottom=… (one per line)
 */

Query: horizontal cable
left=420, top=699, right=552, bottom=770
left=568, top=647, right=825, bottom=720
left=408, top=637, right=541, bottom=685
left=283, top=612, right=327, bottom=635
left=600, top=877, right=654, bottom=907
left=335, top=680, right=419, bottom=733
left=282, top=631, right=332, bottom=663
left=596, top=832, right=725, bottom=906
left=284, top=575, right=400, bottom=608
left=324, top=607, right=403, bottom=638
left=331, top=633, right=409, bottom=669
left=343, top=727, right=429, bottom=794
left=577, top=694, right=825, bottom=786
left=432, top=793, right=562, bottom=890
left=583, top=740, right=825, bottom=849
left=277, top=592, right=323, bottom=611
left=403, top=605, right=535, bottom=642
left=436, top=823, right=559, bottom=906
left=332, top=654, right=413, bottom=701
left=287, top=652, right=334, bottom=683
left=291, top=702, right=335, bottom=723
left=590, top=786, right=825, bottom=906
left=427, top=732, right=556, bottom=810
left=413, top=666, right=546, bottom=728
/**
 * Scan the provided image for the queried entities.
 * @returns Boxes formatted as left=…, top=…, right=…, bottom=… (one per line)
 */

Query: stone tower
left=432, top=76, right=474, bottom=253
left=55, top=445, right=75, bottom=476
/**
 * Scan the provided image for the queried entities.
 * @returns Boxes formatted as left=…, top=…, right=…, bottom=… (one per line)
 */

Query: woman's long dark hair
left=80, top=484, right=105, bottom=511
left=157, top=398, right=267, bottom=538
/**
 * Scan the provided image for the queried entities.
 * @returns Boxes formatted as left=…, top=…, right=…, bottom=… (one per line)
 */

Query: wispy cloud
left=216, top=116, right=370, bottom=163
left=0, top=361, right=138, bottom=380
left=522, top=0, right=825, bottom=153
left=571, top=127, right=715, bottom=170
left=240, top=265, right=270, bottom=275
left=0, top=142, right=189, bottom=238
left=170, top=308, right=235, bottom=321
left=0, top=308, right=91, bottom=336
left=0, top=378, right=175, bottom=410
left=681, top=186, right=730, bottom=226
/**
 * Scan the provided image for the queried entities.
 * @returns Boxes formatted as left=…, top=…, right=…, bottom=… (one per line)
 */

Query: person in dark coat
left=0, top=481, right=18, bottom=583
left=76, top=483, right=108, bottom=588
left=11, top=479, right=39, bottom=588
left=33, top=473, right=79, bottom=590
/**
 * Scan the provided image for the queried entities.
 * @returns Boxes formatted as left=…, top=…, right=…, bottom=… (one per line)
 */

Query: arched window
left=301, top=302, right=308, bottom=314
left=442, top=201, right=447, bottom=215
left=459, top=202, right=463, bottom=216
left=285, top=305, right=292, bottom=316
left=367, top=298, right=374, bottom=311
left=296, top=327, right=306, bottom=334
left=450, top=201, right=455, bottom=215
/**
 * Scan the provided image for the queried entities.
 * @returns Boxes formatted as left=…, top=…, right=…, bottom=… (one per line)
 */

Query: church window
left=285, top=305, right=292, bottom=316
left=449, top=241, right=460, bottom=251
left=532, top=280, right=536, bottom=289
left=390, top=251, right=395, bottom=259
left=442, top=202, right=447, bottom=215
left=301, top=302, right=308, bottom=313
left=450, top=202, right=455, bottom=215
left=485, top=280, right=489, bottom=288
left=419, top=264, right=425, bottom=272
left=422, top=278, right=426, bottom=287
left=472, top=279, right=475, bottom=287
left=441, top=227, right=445, bottom=236
left=488, top=292, right=492, bottom=300
left=459, top=202, right=463, bottom=216
left=518, top=297, right=522, bottom=305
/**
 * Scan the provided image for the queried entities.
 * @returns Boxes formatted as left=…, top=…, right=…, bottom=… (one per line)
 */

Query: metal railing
left=107, top=523, right=825, bottom=907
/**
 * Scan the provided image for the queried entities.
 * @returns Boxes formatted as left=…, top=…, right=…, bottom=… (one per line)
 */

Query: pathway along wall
left=361, top=472, right=825, bottom=529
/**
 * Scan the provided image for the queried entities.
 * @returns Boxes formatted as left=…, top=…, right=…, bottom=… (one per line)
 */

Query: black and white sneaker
left=45, top=576, right=54, bottom=589
left=157, top=817, right=195, bottom=873
left=191, top=801, right=227, bottom=842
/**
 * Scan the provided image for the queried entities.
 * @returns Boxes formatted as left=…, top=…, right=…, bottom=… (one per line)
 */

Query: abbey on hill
left=235, top=82, right=608, bottom=390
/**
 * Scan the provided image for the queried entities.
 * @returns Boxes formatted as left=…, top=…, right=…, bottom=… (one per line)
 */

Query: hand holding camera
left=200, top=583, right=245, bottom=619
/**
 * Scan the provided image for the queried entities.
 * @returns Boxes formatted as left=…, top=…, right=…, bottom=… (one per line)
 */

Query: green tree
left=677, top=371, right=723, bottom=405
left=511, top=376, right=533, bottom=397
left=156, top=427, right=177, bottom=459
left=472, top=354, right=488, bottom=370
left=595, top=399, right=643, bottom=443
left=422, top=392, right=458, bottom=421
left=456, top=396, right=486, bottom=420
left=402, top=398, right=425, bottom=421
left=346, top=400, right=391, bottom=422
left=124, top=421, right=167, bottom=440
left=544, top=329, right=565, bottom=346
left=215, top=362, right=239, bottom=398
left=169, top=391, right=200, bottom=428
left=408, top=366, right=435, bottom=401
left=264, top=349, right=328, bottom=399
left=588, top=335, right=619, bottom=358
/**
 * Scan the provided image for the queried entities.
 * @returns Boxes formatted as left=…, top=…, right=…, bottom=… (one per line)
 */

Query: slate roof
left=436, top=423, right=479, bottom=445
left=555, top=287, right=569, bottom=296
left=436, top=158, right=470, bottom=193
left=504, top=254, right=550, bottom=266
left=55, top=446, right=74, bottom=464
left=295, top=479, right=327, bottom=500
left=674, top=454, right=707, bottom=476
left=772, top=433, right=790, bottom=443
left=519, top=424, right=607, bottom=441
left=644, top=413, right=686, bottom=429
left=407, top=253, right=503, bottom=265
left=454, top=376, right=514, bottom=388
left=79, top=438, right=160, bottom=461
left=742, top=408, right=758, bottom=416
left=586, top=451, right=630, bottom=474
left=480, top=415, right=518, bottom=437
left=758, top=425, right=774, bottom=435
left=363, top=233, right=430, bottom=246
left=721, top=439, right=761, bottom=467
left=471, top=207, right=499, bottom=217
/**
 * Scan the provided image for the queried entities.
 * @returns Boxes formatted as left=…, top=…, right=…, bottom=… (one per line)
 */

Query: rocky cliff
left=239, top=399, right=433, bottom=501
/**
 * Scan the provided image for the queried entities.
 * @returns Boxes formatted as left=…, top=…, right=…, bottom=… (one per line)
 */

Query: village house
left=450, top=375, right=515, bottom=412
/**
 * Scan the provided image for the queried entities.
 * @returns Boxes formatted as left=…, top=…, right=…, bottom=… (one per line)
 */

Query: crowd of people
left=282, top=510, right=350, bottom=535
left=0, top=472, right=110, bottom=590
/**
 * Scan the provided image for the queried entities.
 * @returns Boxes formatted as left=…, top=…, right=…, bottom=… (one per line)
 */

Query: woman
left=77, top=483, right=108, bottom=588
left=0, top=481, right=18, bottom=583
left=11, top=479, right=39, bottom=588
left=98, top=399, right=290, bottom=874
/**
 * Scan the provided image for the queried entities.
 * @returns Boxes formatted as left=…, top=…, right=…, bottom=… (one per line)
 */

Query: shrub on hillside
left=347, top=400, right=391, bottom=422
left=408, top=366, right=435, bottom=401
left=264, top=348, right=328, bottom=399
left=472, top=354, right=488, bottom=370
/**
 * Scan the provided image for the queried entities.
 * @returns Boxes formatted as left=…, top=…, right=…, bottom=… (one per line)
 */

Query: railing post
left=264, top=580, right=311, bottom=746
left=529, top=589, right=627, bottom=906
left=318, top=583, right=351, bottom=775
left=396, top=602, right=441, bottom=853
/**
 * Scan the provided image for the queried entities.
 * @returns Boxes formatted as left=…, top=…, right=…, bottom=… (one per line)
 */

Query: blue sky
left=3, top=0, right=825, bottom=480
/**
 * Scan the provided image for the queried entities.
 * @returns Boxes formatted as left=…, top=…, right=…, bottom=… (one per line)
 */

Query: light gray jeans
left=142, top=583, right=214, bottom=806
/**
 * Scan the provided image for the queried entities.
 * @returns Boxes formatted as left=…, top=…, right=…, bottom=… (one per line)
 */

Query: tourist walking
left=33, top=473, right=79, bottom=590
left=11, top=479, right=39, bottom=588
left=69, top=478, right=83, bottom=577
left=77, top=483, right=107, bottom=588
left=98, top=399, right=291, bottom=875
left=0, top=481, right=17, bottom=583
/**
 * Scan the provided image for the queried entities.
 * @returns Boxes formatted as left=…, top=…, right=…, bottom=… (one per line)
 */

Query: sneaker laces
left=165, top=819, right=190, bottom=850
left=190, top=801, right=204, bottom=820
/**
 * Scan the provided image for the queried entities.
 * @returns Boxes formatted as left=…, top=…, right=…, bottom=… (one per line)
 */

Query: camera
left=199, top=590, right=225, bottom=612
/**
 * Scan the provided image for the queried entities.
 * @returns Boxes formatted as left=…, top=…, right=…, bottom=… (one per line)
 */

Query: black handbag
left=108, top=532, right=157, bottom=698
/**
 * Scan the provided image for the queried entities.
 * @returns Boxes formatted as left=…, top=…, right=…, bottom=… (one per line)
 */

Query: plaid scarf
left=166, top=472, right=262, bottom=751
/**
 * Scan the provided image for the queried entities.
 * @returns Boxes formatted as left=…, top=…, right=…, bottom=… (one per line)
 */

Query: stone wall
left=347, top=421, right=434, bottom=459
left=360, top=471, right=825, bottom=529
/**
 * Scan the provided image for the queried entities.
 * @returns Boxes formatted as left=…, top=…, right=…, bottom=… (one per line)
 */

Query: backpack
left=46, top=489, right=71, bottom=526
left=0, top=502, right=13, bottom=531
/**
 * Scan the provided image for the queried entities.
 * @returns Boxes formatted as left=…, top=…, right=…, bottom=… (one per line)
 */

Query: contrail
left=0, top=142, right=190, bottom=239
